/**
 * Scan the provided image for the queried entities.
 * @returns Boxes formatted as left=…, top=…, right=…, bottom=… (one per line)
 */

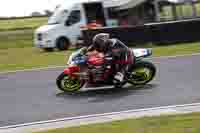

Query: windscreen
left=48, top=8, right=68, bottom=25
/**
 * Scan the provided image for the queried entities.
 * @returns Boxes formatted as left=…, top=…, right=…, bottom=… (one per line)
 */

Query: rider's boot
left=113, top=72, right=124, bottom=88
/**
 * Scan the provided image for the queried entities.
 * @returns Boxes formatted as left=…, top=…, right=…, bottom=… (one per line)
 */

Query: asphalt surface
left=0, top=55, right=200, bottom=127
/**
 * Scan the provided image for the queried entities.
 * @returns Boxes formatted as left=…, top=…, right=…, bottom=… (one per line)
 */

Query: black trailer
left=82, top=18, right=200, bottom=46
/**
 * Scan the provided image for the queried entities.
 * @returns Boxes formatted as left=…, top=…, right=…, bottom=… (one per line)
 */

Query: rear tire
left=128, top=61, right=156, bottom=85
left=56, top=37, right=70, bottom=51
left=56, top=72, right=83, bottom=93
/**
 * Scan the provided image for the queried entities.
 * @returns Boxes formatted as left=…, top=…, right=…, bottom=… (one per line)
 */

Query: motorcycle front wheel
left=128, top=61, right=156, bottom=85
left=56, top=72, right=84, bottom=93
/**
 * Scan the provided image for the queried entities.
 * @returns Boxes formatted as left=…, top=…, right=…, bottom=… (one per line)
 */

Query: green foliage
left=160, top=3, right=200, bottom=21
left=0, top=17, right=48, bottom=31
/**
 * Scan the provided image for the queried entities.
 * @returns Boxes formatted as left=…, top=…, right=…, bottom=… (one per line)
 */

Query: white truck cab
left=34, top=1, right=119, bottom=51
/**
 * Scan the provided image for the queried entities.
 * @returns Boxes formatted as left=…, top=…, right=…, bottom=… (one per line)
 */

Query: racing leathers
left=106, top=39, right=133, bottom=83
left=88, top=38, right=134, bottom=84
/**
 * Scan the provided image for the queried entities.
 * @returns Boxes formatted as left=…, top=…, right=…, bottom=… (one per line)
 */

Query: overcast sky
left=0, top=0, right=89, bottom=17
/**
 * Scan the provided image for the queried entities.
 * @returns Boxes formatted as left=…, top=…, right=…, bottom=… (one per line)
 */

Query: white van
left=34, top=1, right=120, bottom=51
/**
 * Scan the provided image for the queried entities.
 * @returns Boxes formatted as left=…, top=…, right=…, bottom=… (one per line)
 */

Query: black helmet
left=92, top=33, right=110, bottom=52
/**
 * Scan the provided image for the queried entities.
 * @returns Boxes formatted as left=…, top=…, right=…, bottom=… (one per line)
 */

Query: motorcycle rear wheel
left=56, top=72, right=84, bottom=92
left=128, top=61, right=156, bottom=85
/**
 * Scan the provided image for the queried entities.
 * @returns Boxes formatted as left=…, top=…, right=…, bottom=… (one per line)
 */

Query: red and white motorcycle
left=56, top=47, right=156, bottom=93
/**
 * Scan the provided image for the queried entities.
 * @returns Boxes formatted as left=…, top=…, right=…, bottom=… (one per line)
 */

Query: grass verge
left=35, top=112, right=200, bottom=133
left=0, top=42, right=200, bottom=72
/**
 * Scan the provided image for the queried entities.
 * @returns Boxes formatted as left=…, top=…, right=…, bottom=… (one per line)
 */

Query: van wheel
left=56, top=37, right=70, bottom=50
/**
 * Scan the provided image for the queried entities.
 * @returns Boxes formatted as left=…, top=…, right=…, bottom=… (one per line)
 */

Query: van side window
left=66, top=10, right=81, bottom=26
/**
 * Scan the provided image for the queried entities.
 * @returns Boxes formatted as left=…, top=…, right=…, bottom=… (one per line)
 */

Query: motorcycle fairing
left=64, top=66, right=80, bottom=75
left=132, top=48, right=152, bottom=58
left=67, top=47, right=87, bottom=65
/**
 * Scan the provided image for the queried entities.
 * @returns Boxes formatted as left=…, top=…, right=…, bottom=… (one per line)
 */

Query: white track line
left=0, top=102, right=200, bottom=131
left=1, top=53, right=200, bottom=75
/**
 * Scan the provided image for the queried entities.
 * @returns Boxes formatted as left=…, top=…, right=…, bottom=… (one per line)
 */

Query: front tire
left=56, top=37, right=70, bottom=51
left=128, top=61, right=156, bottom=85
left=56, top=72, right=83, bottom=93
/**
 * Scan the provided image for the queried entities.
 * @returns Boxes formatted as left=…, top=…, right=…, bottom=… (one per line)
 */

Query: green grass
left=0, top=30, right=33, bottom=49
left=0, top=17, right=48, bottom=31
left=0, top=48, right=73, bottom=72
left=35, top=112, right=200, bottom=133
left=151, top=42, right=200, bottom=56
left=0, top=42, right=200, bottom=72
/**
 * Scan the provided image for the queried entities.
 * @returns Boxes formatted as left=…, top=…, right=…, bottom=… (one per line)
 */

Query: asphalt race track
left=0, top=55, right=200, bottom=127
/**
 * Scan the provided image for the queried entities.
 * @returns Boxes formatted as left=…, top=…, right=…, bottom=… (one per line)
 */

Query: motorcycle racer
left=87, top=33, right=134, bottom=85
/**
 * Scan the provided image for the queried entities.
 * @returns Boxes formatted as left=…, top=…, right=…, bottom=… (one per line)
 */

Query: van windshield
left=48, top=9, right=68, bottom=25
